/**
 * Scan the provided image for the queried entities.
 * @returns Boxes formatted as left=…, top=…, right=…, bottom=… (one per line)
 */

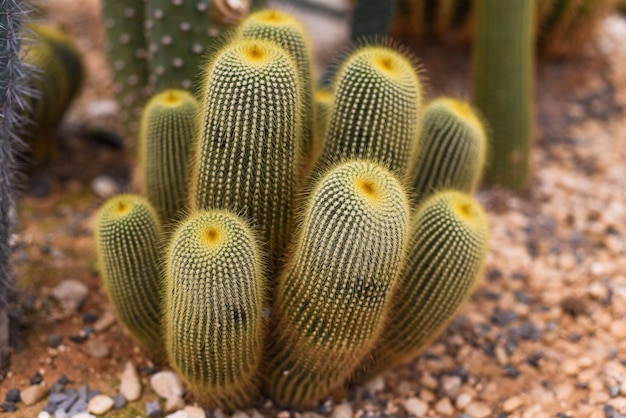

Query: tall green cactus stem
left=474, top=0, right=535, bottom=190
left=101, top=0, right=149, bottom=136
left=392, top=0, right=472, bottom=45
left=238, top=9, right=315, bottom=165
left=139, top=89, right=200, bottom=225
left=94, top=195, right=163, bottom=354
left=1, top=0, right=29, bottom=373
left=358, top=190, right=489, bottom=380
left=145, top=0, right=214, bottom=92
left=350, top=0, right=398, bottom=40
left=320, top=45, right=422, bottom=177
left=191, top=39, right=301, bottom=263
left=409, top=97, right=487, bottom=204
left=267, top=160, right=409, bottom=406
left=313, top=88, right=332, bottom=154
left=165, top=211, right=266, bottom=410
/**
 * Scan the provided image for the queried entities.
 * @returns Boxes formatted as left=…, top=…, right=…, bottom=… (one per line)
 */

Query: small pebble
left=232, top=411, right=251, bottom=418
left=37, top=412, right=52, bottom=418
left=91, top=175, right=119, bottom=198
left=51, top=279, right=89, bottom=310
left=456, top=393, right=473, bottom=410
left=112, top=394, right=127, bottom=409
left=562, top=358, right=580, bottom=376
left=55, top=409, right=69, bottom=418
left=49, top=392, right=67, bottom=405
left=330, top=402, right=353, bottom=418
left=150, top=371, right=184, bottom=399
left=165, top=395, right=185, bottom=413
left=83, top=311, right=99, bottom=324
left=47, top=333, right=63, bottom=348
left=434, top=397, right=454, bottom=416
left=5, top=388, right=20, bottom=403
left=364, top=375, right=385, bottom=393
left=465, top=401, right=492, bottom=418
left=69, top=399, right=89, bottom=415
left=1, top=402, right=17, bottom=412
left=120, top=362, right=142, bottom=401
left=440, top=375, right=462, bottom=399
left=183, top=405, right=206, bottom=418
left=69, top=333, right=88, bottom=344
left=404, top=397, right=428, bottom=416
left=20, top=384, right=49, bottom=406
left=86, top=337, right=111, bottom=358
left=88, top=395, right=114, bottom=415
left=147, top=400, right=163, bottom=417
left=93, top=311, right=116, bottom=333
left=78, top=385, right=89, bottom=402
left=503, top=396, right=524, bottom=412
left=72, top=414, right=97, bottom=418
left=30, top=371, right=44, bottom=385
left=166, top=411, right=188, bottom=418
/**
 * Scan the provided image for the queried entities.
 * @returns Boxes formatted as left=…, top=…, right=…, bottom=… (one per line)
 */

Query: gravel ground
left=1, top=1, right=626, bottom=417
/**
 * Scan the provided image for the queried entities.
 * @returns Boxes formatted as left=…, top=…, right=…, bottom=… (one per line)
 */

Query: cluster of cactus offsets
left=410, top=97, right=487, bottom=203
left=101, top=0, right=265, bottom=137
left=21, top=24, right=84, bottom=162
left=95, top=8, right=491, bottom=410
left=140, top=89, right=200, bottom=226
left=474, top=0, right=535, bottom=190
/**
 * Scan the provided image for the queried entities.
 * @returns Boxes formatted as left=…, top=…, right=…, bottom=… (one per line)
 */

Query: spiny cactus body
left=94, top=195, right=163, bottom=354
left=474, top=0, right=535, bottom=190
left=165, top=211, right=266, bottom=410
left=191, top=39, right=301, bottom=263
left=139, top=89, right=200, bottom=225
left=101, top=0, right=149, bottom=135
left=313, top=88, right=332, bottom=153
left=409, top=97, right=487, bottom=204
left=361, top=190, right=489, bottom=378
left=267, top=160, right=409, bottom=406
left=320, top=45, right=422, bottom=177
left=238, top=9, right=315, bottom=164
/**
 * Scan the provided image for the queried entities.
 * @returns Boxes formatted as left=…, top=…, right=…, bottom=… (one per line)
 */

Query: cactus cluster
left=101, top=0, right=265, bottom=136
left=95, top=9, right=491, bottom=410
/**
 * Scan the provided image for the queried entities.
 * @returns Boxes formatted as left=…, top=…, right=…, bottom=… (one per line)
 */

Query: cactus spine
left=238, top=9, right=315, bottom=165
left=94, top=195, right=163, bottom=354
left=313, top=88, right=333, bottom=154
left=409, top=97, right=487, bottom=204
left=139, top=89, right=200, bottom=225
left=360, top=190, right=489, bottom=379
left=474, top=0, right=535, bottom=190
left=320, top=45, right=422, bottom=176
left=267, top=160, right=409, bottom=406
left=101, top=0, right=149, bottom=135
left=165, top=211, right=266, bottom=410
left=191, top=39, right=301, bottom=263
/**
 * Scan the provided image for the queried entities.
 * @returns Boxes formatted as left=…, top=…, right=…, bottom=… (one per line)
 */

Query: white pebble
left=364, top=375, right=385, bottom=393
left=183, top=405, right=206, bottom=418
left=166, top=411, right=189, bottom=418
left=20, top=384, right=49, bottom=406
left=465, top=401, right=492, bottom=418
left=88, top=394, right=115, bottom=415
left=331, top=402, right=353, bottom=418
left=37, top=412, right=52, bottom=418
left=231, top=411, right=250, bottom=418
left=91, top=176, right=118, bottom=199
left=404, top=397, right=428, bottom=416
left=456, top=393, right=473, bottom=409
left=434, top=397, right=454, bottom=416
left=165, top=395, right=186, bottom=413
left=151, top=371, right=184, bottom=398
left=120, top=362, right=142, bottom=401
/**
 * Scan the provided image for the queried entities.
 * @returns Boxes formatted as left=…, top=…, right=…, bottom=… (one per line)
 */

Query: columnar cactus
left=139, top=89, right=200, bottom=225
left=95, top=10, right=491, bottom=411
left=266, top=160, right=409, bottom=406
left=359, top=190, right=489, bottom=379
left=165, top=211, right=266, bottom=409
left=320, top=45, right=423, bottom=177
left=191, top=39, right=301, bottom=263
left=94, top=195, right=163, bottom=354
left=409, top=97, right=487, bottom=203
left=313, top=88, right=332, bottom=152
left=238, top=9, right=315, bottom=163
left=1, top=0, right=29, bottom=372
left=474, top=0, right=535, bottom=190
left=101, top=0, right=149, bottom=135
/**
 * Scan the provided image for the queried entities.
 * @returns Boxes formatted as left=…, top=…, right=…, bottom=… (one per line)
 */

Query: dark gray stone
left=146, top=400, right=162, bottom=417
left=68, top=398, right=88, bottom=416
left=112, top=394, right=127, bottom=409
left=47, top=333, right=63, bottom=348
left=5, top=388, right=19, bottom=403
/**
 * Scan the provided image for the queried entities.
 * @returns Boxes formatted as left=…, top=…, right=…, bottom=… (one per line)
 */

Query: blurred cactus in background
left=101, top=0, right=264, bottom=138
left=94, top=9, right=491, bottom=410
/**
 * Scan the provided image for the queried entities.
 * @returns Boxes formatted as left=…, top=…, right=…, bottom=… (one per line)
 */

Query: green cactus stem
left=319, top=44, right=422, bottom=177
left=139, top=89, right=200, bottom=226
left=474, top=0, right=535, bottom=190
left=191, top=38, right=301, bottom=264
left=409, top=97, right=487, bottom=204
left=101, top=0, right=149, bottom=136
left=238, top=9, right=315, bottom=167
left=313, top=88, right=332, bottom=154
left=164, top=210, right=266, bottom=410
left=267, top=160, right=409, bottom=407
left=358, top=190, right=489, bottom=380
left=94, top=195, right=163, bottom=355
